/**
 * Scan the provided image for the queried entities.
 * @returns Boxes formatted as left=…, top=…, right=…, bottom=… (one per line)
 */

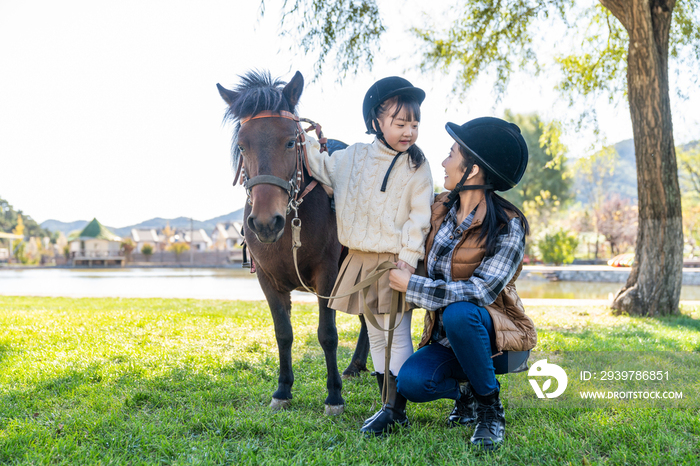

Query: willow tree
left=271, top=0, right=700, bottom=316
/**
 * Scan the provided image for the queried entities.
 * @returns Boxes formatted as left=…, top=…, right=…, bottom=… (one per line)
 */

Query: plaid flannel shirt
left=406, top=203, right=525, bottom=345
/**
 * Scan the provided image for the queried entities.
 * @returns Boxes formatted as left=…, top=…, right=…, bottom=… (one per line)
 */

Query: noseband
left=235, top=110, right=326, bottom=215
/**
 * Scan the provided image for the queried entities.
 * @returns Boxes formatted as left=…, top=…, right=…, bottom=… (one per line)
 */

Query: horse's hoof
left=270, top=398, right=291, bottom=411
left=325, top=404, right=345, bottom=416
left=342, top=363, right=369, bottom=379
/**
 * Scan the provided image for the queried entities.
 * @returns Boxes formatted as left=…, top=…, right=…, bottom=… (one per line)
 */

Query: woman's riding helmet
left=445, top=117, right=528, bottom=192
left=362, top=76, right=425, bottom=134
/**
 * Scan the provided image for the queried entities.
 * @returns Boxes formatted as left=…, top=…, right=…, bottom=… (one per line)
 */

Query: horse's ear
left=217, top=83, right=237, bottom=106
left=282, top=71, right=304, bottom=108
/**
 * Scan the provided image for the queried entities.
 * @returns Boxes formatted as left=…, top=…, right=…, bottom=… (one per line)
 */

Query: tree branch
left=599, top=0, right=631, bottom=31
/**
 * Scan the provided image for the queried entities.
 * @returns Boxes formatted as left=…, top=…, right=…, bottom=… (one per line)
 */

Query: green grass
left=0, top=296, right=699, bottom=465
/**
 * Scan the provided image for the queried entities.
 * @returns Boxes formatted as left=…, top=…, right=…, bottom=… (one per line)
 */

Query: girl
left=305, top=76, right=434, bottom=435
left=389, top=117, right=536, bottom=451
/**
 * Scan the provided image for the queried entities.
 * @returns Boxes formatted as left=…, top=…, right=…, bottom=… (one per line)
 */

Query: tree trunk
left=603, top=0, right=682, bottom=316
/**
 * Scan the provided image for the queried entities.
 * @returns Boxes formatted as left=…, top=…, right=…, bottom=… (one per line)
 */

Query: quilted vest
left=418, top=192, right=537, bottom=353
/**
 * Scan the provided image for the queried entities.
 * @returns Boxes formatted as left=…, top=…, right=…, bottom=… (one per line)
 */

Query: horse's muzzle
left=247, top=213, right=286, bottom=243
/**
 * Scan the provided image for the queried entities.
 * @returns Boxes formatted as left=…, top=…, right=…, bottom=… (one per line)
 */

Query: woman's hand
left=396, top=260, right=416, bottom=274
left=389, top=267, right=412, bottom=292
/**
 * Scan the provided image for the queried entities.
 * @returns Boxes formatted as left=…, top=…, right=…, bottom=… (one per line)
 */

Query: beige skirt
left=329, top=249, right=409, bottom=315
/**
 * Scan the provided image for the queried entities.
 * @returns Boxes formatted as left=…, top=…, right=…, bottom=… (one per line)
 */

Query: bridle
left=234, top=110, right=327, bottom=218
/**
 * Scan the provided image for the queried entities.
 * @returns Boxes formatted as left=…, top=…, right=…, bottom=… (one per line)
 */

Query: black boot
left=448, top=381, right=478, bottom=427
left=362, top=372, right=385, bottom=427
left=470, top=390, right=506, bottom=452
left=360, top=373, right=409, bottom=436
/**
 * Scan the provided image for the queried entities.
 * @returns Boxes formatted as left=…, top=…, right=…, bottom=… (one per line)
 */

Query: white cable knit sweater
left=305, top=137, right=434, bottom=268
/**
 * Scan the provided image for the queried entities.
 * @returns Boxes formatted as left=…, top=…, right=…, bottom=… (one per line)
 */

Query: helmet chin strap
left=443, top=168, right=493, bottom=208
left=375, top=118, right=407, bottom=193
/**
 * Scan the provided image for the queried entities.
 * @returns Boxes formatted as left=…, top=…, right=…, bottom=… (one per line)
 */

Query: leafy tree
left=500, top=111, right=572, bottom=210
left=271, top=0, right=700, bottom=316
left=572, top=146, right=618, bottom=259
left=678, top=143, right=700, bottom=199
left=13, top=241, right=29, bottom=265
left=596, top=195, right=638, bottom=256
left=678, top=142, right=700, bottom=258
left=0, top=197, right=52, bottom=238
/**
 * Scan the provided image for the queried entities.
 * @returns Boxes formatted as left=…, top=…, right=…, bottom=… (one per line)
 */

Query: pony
left=217, top=70, right=369, bottom=414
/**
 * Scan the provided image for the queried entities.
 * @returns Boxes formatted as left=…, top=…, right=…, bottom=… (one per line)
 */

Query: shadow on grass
left=652, top=313, right=700, bottom=333
left=543, top=327, right=685, bottom=349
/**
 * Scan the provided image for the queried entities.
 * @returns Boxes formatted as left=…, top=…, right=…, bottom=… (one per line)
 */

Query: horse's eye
left=238, top=144, right=245, bottom=153
left=286, top=140, right=295, bottom=149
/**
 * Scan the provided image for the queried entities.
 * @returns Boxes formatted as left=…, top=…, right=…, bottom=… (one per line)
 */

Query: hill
left=573, top=139, right=638, bottom=204
left=41, top=208, right=245, bottom=237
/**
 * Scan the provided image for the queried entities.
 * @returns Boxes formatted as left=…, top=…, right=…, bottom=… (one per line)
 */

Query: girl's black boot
left=362, top=372, right=385, bottom=427
left=360, top=373, right=409, bottom=436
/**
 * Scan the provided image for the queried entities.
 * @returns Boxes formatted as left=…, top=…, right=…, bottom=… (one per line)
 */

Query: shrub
left=141, top=244, right=154, bottom=258
left=537, top=229, right=579, bottom=265
left=167, top=242, right=189, bottom=261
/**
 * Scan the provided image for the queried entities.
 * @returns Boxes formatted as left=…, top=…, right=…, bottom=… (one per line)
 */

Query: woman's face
left=442, top=143, right=468, bottom=190
left=376, top=103, right=419, bottom=152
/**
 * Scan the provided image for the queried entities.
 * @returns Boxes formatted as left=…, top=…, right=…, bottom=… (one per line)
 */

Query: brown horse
left=217, top=70, right=369, bottom=414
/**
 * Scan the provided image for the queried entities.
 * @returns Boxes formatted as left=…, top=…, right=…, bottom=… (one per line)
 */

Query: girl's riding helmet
left=362, top=77, right=425, bottom=133
left=445, top=117, right=528, bottom=192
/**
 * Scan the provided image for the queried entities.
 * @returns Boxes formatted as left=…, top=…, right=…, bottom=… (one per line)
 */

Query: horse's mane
left=222, top=70, right=298, bottom=171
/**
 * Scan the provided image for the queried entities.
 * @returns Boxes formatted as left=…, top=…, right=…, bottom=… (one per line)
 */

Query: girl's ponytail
left=406, top=144, right=425, bottom=169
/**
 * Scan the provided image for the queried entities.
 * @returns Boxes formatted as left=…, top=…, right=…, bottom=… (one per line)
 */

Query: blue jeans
left=397, top=301, right=526, bottom=401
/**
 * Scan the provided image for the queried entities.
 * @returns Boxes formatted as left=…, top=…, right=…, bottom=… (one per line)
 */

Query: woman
left=388, top=117, right=537, bottom=451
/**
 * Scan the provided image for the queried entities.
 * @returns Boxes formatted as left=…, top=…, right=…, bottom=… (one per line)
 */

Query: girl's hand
left=396, top=260, right=416, bottom=274
left=389, top=268, right=412, bottom=292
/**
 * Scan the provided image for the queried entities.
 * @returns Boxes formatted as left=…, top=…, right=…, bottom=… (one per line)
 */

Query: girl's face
left=376, top=102, right=420, bottom=152
left=442, top=143, right=468, bottom=190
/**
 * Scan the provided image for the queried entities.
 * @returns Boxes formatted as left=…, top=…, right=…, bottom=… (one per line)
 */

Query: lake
left=2, top=267, right=700, bottom=303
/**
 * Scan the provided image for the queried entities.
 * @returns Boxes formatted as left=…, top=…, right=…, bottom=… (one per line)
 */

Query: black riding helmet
left=362, top=76, right=426, bottom=134
left=443, top=117, right=528, bottom=207
left=362, top=77, right=426, bottom=191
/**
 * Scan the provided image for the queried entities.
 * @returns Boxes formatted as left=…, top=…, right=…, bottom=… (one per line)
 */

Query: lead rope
left=292, top=217, right=405, bottom=403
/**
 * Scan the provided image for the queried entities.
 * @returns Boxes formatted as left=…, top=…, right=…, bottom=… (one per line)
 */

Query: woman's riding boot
left=362, top=372, right=385, bottom=427
left=470, top=390, right=506, bottom=452
left=360, top=373, right=409, bottom=436
left=448, top=381, right=478, bottom=427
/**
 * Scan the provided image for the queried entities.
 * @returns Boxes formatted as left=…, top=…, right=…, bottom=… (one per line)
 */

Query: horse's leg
left=342, top=314, right=370, bottom=379
left=317, top=296, right=345, bottom=415
left=258, top=272, right=294, bottom=410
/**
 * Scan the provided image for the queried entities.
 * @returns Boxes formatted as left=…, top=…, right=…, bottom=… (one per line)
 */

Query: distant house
left=171, top=228, right=212, bottom=251
left=211, top=222, right=244, bottom=251
left=68, top=218, right=124, bottom=266
left=189, top=229, right=212, bottom=251
left=131, top=228, right=160, bottom=252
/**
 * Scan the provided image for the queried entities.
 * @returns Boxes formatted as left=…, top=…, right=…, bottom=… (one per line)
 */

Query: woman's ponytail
left=479, top=189, right=530, bottom=256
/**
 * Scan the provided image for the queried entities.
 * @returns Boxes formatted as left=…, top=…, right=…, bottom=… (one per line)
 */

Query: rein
left=237, top=111, right=405, bottom=401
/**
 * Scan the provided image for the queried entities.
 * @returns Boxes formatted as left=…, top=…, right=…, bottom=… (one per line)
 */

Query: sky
left=1, top=0, right=698, bottom=228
